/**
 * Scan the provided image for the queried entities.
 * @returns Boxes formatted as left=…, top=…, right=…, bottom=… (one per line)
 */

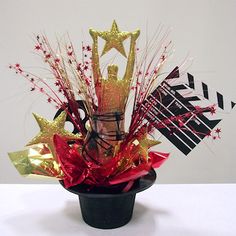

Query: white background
left=0, top=0, right=236, bottom=184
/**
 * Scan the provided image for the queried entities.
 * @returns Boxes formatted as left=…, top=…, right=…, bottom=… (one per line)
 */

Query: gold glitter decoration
left=89, top=21, right=140, bottom=113
left=139, top=136, right=161, bottom=149
left=136, top=134, right=161, bottom=158
left=8, top=144, right=63, bottom=178
left=98, top=20, right=130, bottom=57
left=27, top=111, right=81, bottom=157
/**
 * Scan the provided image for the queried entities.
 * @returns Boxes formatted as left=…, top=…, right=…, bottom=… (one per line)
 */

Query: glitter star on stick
left=26, top=111, right=82, bottom=159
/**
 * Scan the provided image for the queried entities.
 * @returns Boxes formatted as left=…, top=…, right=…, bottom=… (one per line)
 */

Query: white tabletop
left=0, top=184, right=235, bottom=236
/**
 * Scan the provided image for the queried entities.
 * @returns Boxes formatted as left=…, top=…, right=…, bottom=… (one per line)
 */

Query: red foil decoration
left=54, top=135, right=169, bottom=189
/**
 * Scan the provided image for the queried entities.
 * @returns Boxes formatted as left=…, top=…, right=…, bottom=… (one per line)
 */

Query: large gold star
left=99, top=20, right=130, bottom=57
left=26, top=111, right=81, bottom=157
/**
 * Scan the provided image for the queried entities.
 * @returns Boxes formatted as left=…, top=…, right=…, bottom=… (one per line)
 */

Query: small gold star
left=139, top=136, right=161, bottom=149
left=136, top=134, right=161, bottom=158
left=26, top=111, right=81, bottom=157
left=99, top=20, right=130, bottom=57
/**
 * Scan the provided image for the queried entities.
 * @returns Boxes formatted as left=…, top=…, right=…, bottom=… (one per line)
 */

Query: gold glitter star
left=99, top=20, right=130, bottom=57
left=26, top=111, right=81, bottom=157
left=136, top=134, right=161, bottom=158
left=139, top=136, right=161, bottom=149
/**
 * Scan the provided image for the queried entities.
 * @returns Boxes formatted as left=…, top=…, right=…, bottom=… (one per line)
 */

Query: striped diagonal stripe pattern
left=142, top=67, right=234, bottom=155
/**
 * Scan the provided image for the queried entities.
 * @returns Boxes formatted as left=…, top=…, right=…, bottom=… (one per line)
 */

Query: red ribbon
left=53, top=134, right=169, bottom=189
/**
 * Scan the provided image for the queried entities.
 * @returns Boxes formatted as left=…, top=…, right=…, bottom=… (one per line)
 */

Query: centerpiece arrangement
left=8, top=21, right=231, bottom=229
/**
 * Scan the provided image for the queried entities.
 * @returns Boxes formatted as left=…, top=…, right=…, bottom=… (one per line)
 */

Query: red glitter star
left=55, top=81, right=60, bottom=86
left=206, top=131, right=211, bottom=137
left=86, top=45, right=91, bottom=51
left=35, top=45, right=41, bottom=50
left=215, top=128, right=221, bottom=134
left=210, top=106, right=216, bottom=115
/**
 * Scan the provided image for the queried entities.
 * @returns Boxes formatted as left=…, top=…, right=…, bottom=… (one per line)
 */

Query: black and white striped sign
left=181, top=72, right=235, bottom=112
left=142, top=67, right=235, bottom=155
